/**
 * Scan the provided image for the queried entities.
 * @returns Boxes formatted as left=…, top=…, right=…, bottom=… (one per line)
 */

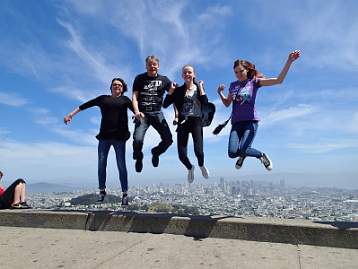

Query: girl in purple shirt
left=217, top=50, right=300, bottom=170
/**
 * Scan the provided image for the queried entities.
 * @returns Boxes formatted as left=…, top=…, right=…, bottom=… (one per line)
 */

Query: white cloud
left=0, top=138, right=97, bottom=183
left=67, top=0, right=232, bottom=79
left=262, top=104, right=315, bottom=126
left=294, top=4, right=358, bottom=69
left=198, top=5, right=232, bottom=22
left=89, top=116, right=100, bottom=125
left=252, top=1, right=358, bottom=70
left=27, top=105, right=98, bottom=146
left=0, top=127, right=10, bottom=136
left=50, top=85, right=96, bottom=103
left=0, top=92, right=28, bottom=107
left=350, top=112, right=358, bottom=133
left=288, top=140, right=358, bottom=154
left=57, top=19, right=131, bottom=86
left=52, top=127, right=98, bottom=146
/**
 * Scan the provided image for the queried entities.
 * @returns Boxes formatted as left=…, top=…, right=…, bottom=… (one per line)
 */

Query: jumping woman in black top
left=64, top=78, right=133, bottom=205
left=163, top=65, right=210, bottom=183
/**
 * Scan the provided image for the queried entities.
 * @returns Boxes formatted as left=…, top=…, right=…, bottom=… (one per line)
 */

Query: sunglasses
left=112, top=83, right=123, bottom=87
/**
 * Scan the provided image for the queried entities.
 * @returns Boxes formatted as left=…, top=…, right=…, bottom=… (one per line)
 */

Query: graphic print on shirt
left=233, top=85, right=251, bottom=105
left=140, top=80, right=163, bottom=107
left=182, top=88, right=196, bottom=114
left=182, top=97, right=194, bottom=115
left=181, top=86, right=201, bottom=117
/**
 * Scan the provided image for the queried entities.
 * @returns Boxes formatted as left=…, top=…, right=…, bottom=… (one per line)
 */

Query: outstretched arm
left=259, top=50, right=300, bottom=87
left=217, top=84, right=233, bottom=107
left=64, top=107, right=81, bottom=124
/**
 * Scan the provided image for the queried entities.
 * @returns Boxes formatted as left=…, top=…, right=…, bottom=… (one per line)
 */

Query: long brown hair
left=233, top=59, right=264, bottom=79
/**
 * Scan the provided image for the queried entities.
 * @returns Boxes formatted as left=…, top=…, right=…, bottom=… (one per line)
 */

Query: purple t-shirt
left=229, top=78, right=261, bottom=123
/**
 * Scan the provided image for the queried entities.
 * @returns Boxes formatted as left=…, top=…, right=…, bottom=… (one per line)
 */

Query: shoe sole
left=265, top=166, right=273, bottom=171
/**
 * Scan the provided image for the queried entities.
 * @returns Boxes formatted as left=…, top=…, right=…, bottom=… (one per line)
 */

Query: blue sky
left=0, top=0, right=357, bottom=189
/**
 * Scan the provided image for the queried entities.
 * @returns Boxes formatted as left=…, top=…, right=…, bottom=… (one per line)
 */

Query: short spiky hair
left=145, top=55, right=160, bottom=64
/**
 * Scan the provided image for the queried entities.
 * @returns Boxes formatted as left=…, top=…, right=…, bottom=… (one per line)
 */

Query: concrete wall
left=1, top=210, right=357, bottom=249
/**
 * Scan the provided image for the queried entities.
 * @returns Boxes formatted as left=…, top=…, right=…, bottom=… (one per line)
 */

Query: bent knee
left=15, top=178, right=26, bottom=184
left=165, top=138, right=173, bottom=146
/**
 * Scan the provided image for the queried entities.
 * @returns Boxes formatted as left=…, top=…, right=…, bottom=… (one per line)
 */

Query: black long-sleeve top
left=79, top=95, right=134, bottom=141
left=163, top=82, right=208, bottom=124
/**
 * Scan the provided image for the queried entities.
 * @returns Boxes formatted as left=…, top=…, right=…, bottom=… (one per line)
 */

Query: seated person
left=0, top=170, right=31, bottom=209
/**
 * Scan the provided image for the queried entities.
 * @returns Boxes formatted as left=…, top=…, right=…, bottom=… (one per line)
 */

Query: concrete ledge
left=1, top=210, right=357, bottom=249
left=0, top=210, right=88, bottom=230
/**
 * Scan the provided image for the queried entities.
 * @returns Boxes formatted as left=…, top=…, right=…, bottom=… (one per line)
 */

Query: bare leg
left=12, top=183, right=23, bottom=205
left=20, top=183, right=26, bottom=203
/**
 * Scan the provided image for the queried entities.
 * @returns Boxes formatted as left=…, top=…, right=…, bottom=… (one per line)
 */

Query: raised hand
left=198, top=80, right=206, bottom=95
left=217, top=84, right=225, bottom=94
left=288, top=50, right=300, bottom=62
left=168, top=81, right=177, bottom=95
left=64, top=115, right=72, bottom=125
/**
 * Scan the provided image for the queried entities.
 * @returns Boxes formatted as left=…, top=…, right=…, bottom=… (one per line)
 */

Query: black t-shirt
left=132, top=72, right=171, bottom=113
left=79, top=95, right=133, bottom=141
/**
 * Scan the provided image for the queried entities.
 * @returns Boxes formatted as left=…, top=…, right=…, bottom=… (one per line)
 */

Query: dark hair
left=0, top=170, right=3, bottom=179
left=145, top=55, right=160, bottom=64
left=110, top=77, right=128, bottom=93
left=233, top=59, right=264, bottom=79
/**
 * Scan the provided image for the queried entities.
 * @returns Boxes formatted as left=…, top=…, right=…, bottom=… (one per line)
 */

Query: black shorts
left=0, top=179, right=26, bottom=209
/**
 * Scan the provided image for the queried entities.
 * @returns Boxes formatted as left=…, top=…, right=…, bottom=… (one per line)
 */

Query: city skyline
left=0, top=1, right=357, bottom=188
left=28, top=179, right=358, bottom=222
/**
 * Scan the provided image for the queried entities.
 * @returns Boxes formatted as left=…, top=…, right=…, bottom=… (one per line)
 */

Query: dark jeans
left=98, top=139, right=128, bottom=192
left=0, top=178, right=26, bottom=209
left=228, top=121, right=262, bottom=159
left=177, top=117, right=204, bottom=170
left=133, top=111, right=173, bottom=160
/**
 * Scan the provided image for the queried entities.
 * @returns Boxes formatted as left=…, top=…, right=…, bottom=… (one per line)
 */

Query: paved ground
left=0, top=226, right=357, bottom=269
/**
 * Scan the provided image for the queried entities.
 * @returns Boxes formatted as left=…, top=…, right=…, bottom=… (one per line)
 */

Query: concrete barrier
left=0, top=210, right=88, bottom=230
left=1, top=210, right=357, bottom=249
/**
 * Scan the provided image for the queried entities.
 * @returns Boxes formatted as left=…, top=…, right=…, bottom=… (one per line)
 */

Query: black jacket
left=163, top=82, right=208, bottom=124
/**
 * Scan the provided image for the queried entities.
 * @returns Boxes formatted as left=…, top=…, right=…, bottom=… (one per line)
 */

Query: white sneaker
left=260, top=153, right=273, bottom=171
left=235, top=156, right=245, bottom=170
left=187, top=166, right=195, bottom=184
left=199, top=165, right=209, bottom=179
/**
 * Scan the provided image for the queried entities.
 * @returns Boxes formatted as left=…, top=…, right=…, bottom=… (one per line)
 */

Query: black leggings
left=177, top=117, right=204, bottom=170
left=0, top=178, right=26, bottom=209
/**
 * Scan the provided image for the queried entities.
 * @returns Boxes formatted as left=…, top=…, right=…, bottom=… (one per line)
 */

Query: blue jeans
left=133, top=111, right=173, bottom=160
left=98, top=139, right=128, bottom=192
left=228, top=121, right=262, bottom=159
